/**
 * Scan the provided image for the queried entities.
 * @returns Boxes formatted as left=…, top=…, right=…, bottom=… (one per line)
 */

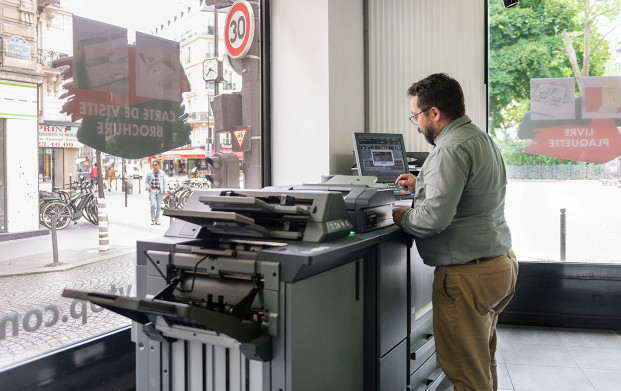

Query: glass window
left=489, top=0, right=621, bottom=263
left=0, top=0, right=266, bottom=369
left=0, top=119, right=5, bottom=232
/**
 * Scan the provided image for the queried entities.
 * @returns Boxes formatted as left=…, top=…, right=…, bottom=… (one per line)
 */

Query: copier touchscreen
left=353, top=132, right=410, bottom=195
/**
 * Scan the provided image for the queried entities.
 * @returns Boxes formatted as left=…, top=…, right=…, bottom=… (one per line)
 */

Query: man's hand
left=392, top=207, right=407, bottom=228
left=395, top=173, right=416, bottom=193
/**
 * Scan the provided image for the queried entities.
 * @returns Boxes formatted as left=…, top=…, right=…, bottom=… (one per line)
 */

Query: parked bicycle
left=162, top=177, right=211, bottom=210
left=39, top=178, right=99, bottom=230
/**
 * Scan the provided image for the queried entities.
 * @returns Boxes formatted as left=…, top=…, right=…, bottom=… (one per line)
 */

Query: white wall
left=6, top=117, right=39, bottom=232
left=1, top=81, right=40, bottom=233
left=271, top=0, right=365, bottom=185
left=271, top=0, right=485, bottom=185
left=367, top=0, right=487, bottom=153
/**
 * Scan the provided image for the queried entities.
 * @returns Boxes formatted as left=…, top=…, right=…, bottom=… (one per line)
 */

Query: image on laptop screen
left=352, top=132, right=408, bottom=183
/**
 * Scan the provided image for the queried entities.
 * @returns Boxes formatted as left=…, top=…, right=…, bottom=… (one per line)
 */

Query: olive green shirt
left=400, top=116, right=512, bottom=266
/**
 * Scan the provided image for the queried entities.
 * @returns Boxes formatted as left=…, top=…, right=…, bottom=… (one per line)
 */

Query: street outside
left=0, top=178, right=620, bottom=369
left=505, top=179, right=621, bottom=263
left=0, top=178, right=169, bottom=369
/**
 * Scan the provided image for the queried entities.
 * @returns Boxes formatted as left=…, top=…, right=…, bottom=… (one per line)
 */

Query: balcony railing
left=188, top=111, right=211, bottom=121
left=37, top=48, right=68, bottom=69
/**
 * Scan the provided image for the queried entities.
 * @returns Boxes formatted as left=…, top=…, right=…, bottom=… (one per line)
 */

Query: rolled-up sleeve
left=400, top=146, right=470, bottom=238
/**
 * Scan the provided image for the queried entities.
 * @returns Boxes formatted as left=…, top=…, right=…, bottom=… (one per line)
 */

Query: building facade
left=0, top=0, right=45, bottom=236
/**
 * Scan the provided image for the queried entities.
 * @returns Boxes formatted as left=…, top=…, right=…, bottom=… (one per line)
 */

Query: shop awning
left=155, top=148, right=243, bottom=160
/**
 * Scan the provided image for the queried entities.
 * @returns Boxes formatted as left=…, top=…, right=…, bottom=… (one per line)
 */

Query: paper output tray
left=199, top=195, right=310, bottom=216
left=62, top=289, right=272, bottom=361
left=164, top=209, right=303, bottom=240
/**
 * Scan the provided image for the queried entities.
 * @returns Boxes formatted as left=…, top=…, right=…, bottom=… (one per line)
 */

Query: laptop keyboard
left=386, top=183, right=410, bottom=196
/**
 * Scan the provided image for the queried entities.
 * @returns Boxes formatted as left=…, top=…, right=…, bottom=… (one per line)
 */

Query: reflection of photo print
left=533, top=84, right=554, bottom=102
left=81, top=33, right=128, bottom=89
left=72, top=16, right=128, bottom=94
left=136, top=32, right=181, bottom=102
left=530, top=78, right=575, bottom=120
left=547, top=87, right=566, bottom=107
left=582, top=76, right=621, bottom=119
left=372, top=150, right=394, bottom=166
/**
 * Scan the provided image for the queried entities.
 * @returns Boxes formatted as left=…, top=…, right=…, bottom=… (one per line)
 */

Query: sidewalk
left=0, top=186, right=171, bottom=277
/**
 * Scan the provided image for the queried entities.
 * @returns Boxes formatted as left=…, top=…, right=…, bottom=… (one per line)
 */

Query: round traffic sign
left=224, top=0, right=255, bottom=59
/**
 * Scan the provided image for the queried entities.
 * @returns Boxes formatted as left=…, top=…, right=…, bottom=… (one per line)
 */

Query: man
left=392, top=73, right=517, bottom=391
left=105, top=165, right=116, bottom=191
left=145, top=160, right=167, bottom=225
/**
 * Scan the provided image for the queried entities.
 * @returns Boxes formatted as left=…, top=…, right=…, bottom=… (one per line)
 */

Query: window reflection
left=489, top=1, right=621, bottom=263
left=0, top=0, right=264, bottom=369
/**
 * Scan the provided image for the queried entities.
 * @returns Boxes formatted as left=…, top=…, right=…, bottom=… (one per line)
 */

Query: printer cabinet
left=131, top=226, right=436, bottom=391
left=364, top=234, right=409, bottom=391
left=408, top=241, right=450, bottom=391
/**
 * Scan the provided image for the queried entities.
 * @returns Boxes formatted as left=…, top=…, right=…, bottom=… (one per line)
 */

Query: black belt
left=466, top=253, right=507, bottom=264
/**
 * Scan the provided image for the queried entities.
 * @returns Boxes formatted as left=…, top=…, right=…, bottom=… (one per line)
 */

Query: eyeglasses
left=408, top=107, right=432, bottom=125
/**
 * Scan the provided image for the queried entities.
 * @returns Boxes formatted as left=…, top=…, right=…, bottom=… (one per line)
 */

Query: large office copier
left=63, top=182, right=447, bottom=391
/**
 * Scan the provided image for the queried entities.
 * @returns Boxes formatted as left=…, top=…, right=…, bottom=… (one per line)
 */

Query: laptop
left=352, top=132, right=411, bottom=196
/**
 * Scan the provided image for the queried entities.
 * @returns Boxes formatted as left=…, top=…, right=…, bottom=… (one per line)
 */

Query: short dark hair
left=407, top=73, right=465, bottom=121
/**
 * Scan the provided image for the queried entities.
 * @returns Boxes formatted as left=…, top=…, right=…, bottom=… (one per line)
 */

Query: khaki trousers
left=432, top=251, right=518, bottom=391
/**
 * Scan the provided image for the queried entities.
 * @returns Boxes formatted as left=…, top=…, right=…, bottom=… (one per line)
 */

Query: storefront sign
left=38, top=125, right=82, bottom=148
left=225, top=1, right=255, bottom=59
left=6, top=36, right=31, bottom=59
left=519, top=77, right=621, bottom=164
left=522, top=119, right=621, bottom=163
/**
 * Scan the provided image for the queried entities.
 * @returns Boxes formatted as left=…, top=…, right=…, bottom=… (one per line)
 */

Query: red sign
left=234, top=129, right=247, bottom=148
left=232, top=127, right=250, bottom=152
left=522, top=118, right=621, bottom=163
left=225, top=1, right=255, bottom=59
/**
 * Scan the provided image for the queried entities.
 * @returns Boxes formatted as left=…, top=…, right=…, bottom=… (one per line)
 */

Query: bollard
left=50, top=211, right=60, bottom=264
left=560, top=208, right=566, bottom=262
left=98, top=198, right=109, bottom=251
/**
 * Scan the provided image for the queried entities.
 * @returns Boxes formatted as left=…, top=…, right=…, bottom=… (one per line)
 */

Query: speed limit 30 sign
left=225, top=0, right=255, bottom=59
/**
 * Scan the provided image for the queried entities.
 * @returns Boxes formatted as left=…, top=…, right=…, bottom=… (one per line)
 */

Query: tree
left=560, top=0, right=621, bottom=95
left=489, top=0, right=611, bottom=133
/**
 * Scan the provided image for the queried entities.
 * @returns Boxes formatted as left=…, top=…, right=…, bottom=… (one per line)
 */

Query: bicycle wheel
left=85, top=198, right=99, bottom=225
left=177, top=188, right=192, bottom=209
left=41, top=201, right=73, bottom=230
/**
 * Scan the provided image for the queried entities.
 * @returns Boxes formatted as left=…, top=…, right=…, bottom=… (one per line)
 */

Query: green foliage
left=489, top=0, right=614, bottom=133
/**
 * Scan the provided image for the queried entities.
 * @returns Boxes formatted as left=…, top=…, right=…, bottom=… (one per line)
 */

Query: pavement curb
left=0, top=247, right=136, bottom=278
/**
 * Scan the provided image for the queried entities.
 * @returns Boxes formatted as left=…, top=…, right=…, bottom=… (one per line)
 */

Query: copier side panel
left=285, top=259, right=364, bottom=391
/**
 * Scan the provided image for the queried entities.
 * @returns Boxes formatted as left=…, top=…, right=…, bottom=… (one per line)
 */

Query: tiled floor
left=495, top=325, right=621, bottom=391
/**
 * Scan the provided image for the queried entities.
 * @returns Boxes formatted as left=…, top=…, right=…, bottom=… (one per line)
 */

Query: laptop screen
left=352, top=132, right=408, bottom=183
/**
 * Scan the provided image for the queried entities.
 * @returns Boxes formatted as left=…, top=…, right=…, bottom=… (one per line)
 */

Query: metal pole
left=96, top=150, right=104, bottom=199
left=214, top=6, right=219, bottom=97
left=560, top=208, right=566, bottom=261
left=50, top=211, right=59, bottom=264
left=123, top=159, right=128, bottom=207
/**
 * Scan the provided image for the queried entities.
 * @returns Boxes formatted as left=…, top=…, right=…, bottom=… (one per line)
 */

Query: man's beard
left=419, top=125, right=436, bottom=146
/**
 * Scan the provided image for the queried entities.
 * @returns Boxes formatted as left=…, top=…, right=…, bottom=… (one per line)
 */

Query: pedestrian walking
left=90, top=163, right=98, bottom=190
left=145, top=160, right=167, bottom=225
left=105, top=165, right=116, bottom=191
